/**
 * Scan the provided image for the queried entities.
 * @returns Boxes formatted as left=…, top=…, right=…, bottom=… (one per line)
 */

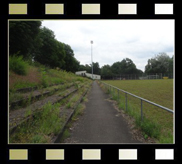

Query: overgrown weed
left=9, top=55, right=28, bottom=75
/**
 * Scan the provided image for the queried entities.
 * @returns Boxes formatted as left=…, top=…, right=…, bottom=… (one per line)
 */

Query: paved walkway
left=65, top=81, right=140, bottom=143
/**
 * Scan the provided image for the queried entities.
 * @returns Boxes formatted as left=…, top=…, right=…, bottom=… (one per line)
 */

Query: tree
left=54, top=40, right=66, bottom=69
left=136, top=69, right=143, bottom=74
left=71, top=57, right=80, bottom=72
left=93, top=62, right=101, bottom=75
left=101, top=64, right=113, bottom=79
left=111, top=58, right=137, bottom=75
left=9, top=21, right=81, bottom=72
left=78, top=64, right=86, bottom=71
left=78, top=64, right=91, bottom=73
left=62, top=43, right=74, bottom=72
left=111, top=61, right=121, bottom=75
left=34, top=27, right=58, bottom=67
left=145, top=53, right=172, bottom=74
left=9, top=21, right=42, bottom=59
left=124, top=58, right=137, bottom=74
left=168, top=56, right=173, bottom=73
left=85, top=64, right=91, bottom=73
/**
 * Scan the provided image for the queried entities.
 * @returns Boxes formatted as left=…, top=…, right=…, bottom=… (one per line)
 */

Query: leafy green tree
left=93, top=62, right=101, bottom=75
left=9, top=21, right=42, bottom=59
left=71, top=57, right=80, bottom=72
left=54, top=40, right=66, bottom=69
left=111, top=58, right=137, bottom=75
left=101, top=65, right=113, bottom=78
left=9, top=21, right=80, bottom=72
left=62, top=43, right=75, bottom=72
left=34, top=27, right=66, bottom=69
left=111, top=61, right=122, bottom=75
left=85, top=64, right=91, bottom=73
left=136, top=69, right=143, bottom=74
left=34, top=27, right=55, bottom=67
left=78, top=64, right=86, bottom=71
left=145, top=53, right=172, bottom=74
left=124, top=58, right=137, bottom=74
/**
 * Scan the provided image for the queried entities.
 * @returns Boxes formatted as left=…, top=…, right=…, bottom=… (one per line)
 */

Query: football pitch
left=103, top=79, right=173, bottom=109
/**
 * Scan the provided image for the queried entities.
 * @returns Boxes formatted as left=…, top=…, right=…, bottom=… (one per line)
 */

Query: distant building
left=75, top=71, right=101, bottom=80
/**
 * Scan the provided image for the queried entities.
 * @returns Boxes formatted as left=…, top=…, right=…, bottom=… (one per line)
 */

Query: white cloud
left=42, top=20, right=174, bottom=71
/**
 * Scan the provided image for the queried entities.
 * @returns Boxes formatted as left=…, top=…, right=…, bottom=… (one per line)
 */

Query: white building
left=75, top=71, right=101, bottom=80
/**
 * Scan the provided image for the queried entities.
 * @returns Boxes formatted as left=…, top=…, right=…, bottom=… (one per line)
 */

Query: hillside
left=9, top=61, right=92, bottom=143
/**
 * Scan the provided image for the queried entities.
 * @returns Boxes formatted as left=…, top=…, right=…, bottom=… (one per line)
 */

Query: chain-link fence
left=101, top=73, right=173, bottom=80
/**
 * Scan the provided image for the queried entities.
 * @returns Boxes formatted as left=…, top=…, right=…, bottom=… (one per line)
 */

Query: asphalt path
left=65, top=81, right=140, bottom=143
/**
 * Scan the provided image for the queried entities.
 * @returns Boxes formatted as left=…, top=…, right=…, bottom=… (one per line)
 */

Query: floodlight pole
left=91, top=40, right=93, bottom=80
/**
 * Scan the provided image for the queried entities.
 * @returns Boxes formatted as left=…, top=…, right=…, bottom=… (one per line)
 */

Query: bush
left=9, top=55, right=28, bottom=75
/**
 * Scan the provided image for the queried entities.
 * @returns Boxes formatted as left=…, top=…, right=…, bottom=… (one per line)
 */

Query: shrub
left=9, top=55, right=28, bottom=75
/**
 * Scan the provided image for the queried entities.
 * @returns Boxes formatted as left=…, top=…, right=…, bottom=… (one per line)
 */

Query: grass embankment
left=9, top=56, right=91, bottom=143
left=10, top=85, right=90, bottom=143
left=9, top=57, right=82, bottom=91
left=100, top=79, right=174, bottom=143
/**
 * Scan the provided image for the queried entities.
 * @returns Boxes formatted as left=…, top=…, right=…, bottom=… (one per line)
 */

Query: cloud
left=42, top=20, right=174, bottom=72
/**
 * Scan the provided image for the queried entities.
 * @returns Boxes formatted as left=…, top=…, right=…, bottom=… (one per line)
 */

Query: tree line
left=9, top=21, right=173, bottom=77
left=9, top=21, right=80, bottom=72
left=100, top=53, right=173, bottom=79
left=100, top=58, right=143, bottom=79
left=78, top=58, right=144, bottom=79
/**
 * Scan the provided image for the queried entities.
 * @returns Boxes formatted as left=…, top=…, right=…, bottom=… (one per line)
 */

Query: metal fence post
left=141, top=99, right=143, bottom=121
left=101, top=82, right=173, bottom=114
left=118, top=89, right=119, bottom=101
left=125, top=93, right=127, bottom=111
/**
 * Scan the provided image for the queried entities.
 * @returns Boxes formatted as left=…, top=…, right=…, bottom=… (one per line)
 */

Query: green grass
left=9, top=92, right=24, bottom=104
left=9, top=79, right=92, bottom=143
left=72, top=103, right=85, bottom=120
left=9, top=58, right=92, bottom=143
left=100, top=79, right=174, bottom=143
left=9, top=55, right=28, bottom=75
left=9, top=59, right=88, bottom=91
left=60, top=88, right=89, bottom=143
left=60, top=129, right=70, bottom=142
left=103, top=79, right=173, bottom=109
left=10, top=102, right=65, bottom=143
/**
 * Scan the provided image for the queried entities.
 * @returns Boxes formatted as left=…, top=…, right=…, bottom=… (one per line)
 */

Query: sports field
left=101, top=79, right=174, bottom=143
left=103, top=79, right=173, bottom=109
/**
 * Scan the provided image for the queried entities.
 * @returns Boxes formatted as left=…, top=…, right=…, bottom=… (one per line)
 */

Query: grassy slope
left=9, top=63, right=91, bottom=143
left=9, top=64, right=86, bottom=91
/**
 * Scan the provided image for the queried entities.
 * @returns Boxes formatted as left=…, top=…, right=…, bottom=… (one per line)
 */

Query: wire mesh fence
left=101, top=73, right=173, bottom=80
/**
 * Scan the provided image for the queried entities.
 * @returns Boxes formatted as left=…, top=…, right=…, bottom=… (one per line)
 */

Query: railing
left=100, top=81, right=174, bottom=121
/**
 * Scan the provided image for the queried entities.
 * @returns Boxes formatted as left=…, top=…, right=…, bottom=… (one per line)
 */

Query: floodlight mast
left=91, top=40, right=93, bottom=80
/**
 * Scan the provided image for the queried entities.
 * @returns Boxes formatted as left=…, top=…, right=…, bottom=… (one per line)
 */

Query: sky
left=42, top=20, right=174, bottom=72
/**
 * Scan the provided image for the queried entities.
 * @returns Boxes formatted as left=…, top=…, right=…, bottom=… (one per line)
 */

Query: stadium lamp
left=91, top=40, right=93, bottom=80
